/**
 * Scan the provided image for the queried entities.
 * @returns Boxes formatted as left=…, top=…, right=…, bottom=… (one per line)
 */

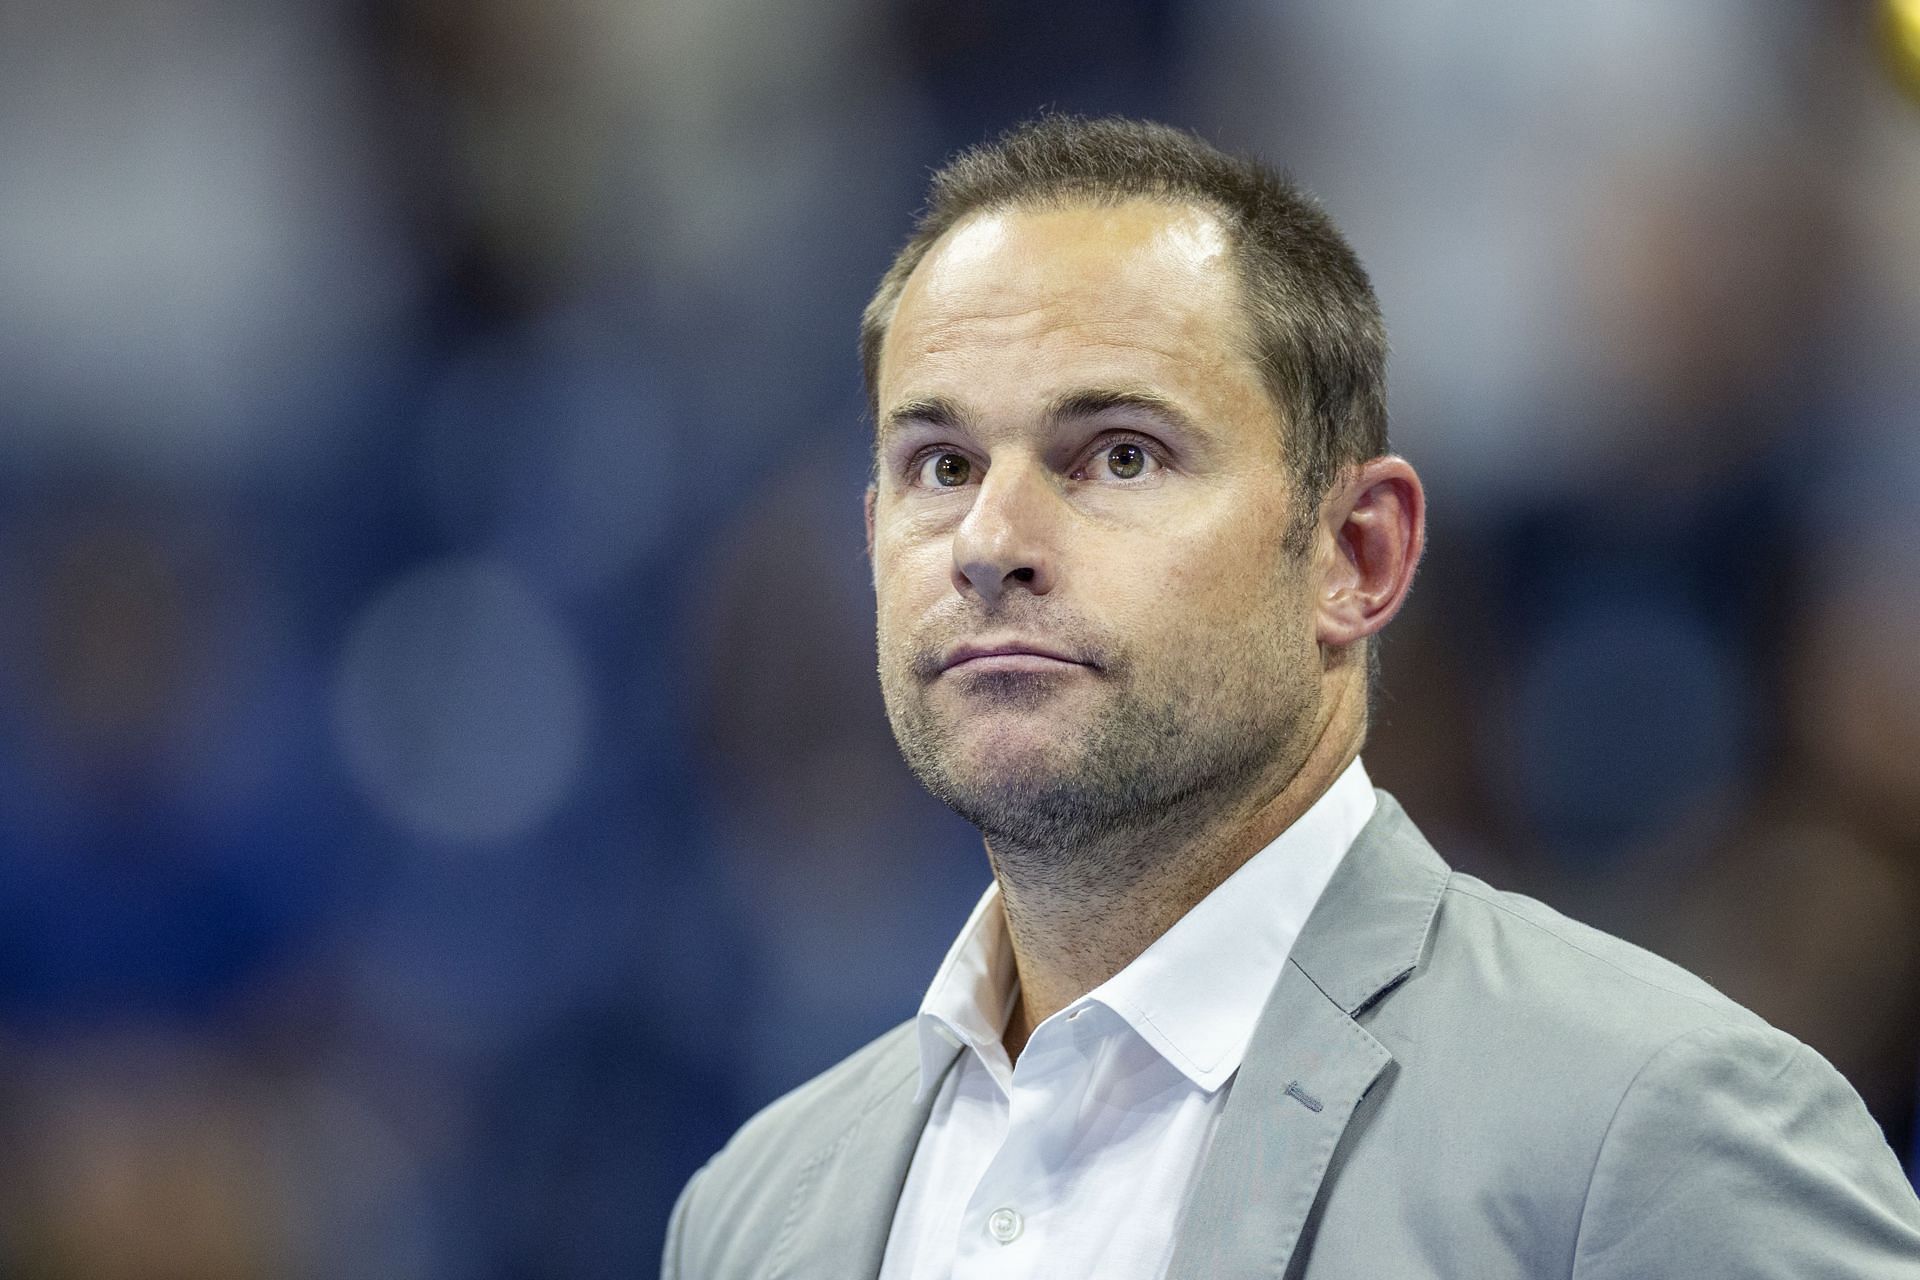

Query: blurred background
left=0, top=0, right=1917, bottom=1273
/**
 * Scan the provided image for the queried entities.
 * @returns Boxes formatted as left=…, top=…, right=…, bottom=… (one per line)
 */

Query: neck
left=993, top=686, right=1362, bottom=1062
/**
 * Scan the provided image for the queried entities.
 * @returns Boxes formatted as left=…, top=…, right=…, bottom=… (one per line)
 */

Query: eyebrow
left=879, top=396, right=970, bottom=442
left=878, top=386, right=1200, bottom=444
left=1043, top=387, right=1198, bottom=435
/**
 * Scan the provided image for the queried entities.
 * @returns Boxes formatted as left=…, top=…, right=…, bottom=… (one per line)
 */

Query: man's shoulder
left=1311, top=857, right=1920, bottom=1276
left=1361, top=861, right=1807, bottom=1181
left=1331, top=793, right=1770, bottom=1065
left=665, top=1018, right=921, bottom=1275
left=1426, top=868, right=1766, bottom=1044
left=710, top=1017, right=919, bottom=1183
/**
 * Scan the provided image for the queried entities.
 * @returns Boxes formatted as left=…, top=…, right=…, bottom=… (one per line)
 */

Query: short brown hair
left=860, top=114, right=1389, bottom=525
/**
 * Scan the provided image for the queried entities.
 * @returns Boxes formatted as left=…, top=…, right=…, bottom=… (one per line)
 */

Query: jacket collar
left=1285, top=790, right=1451, bottom=1016
left=1166, top=791, right=1451, bottom=1280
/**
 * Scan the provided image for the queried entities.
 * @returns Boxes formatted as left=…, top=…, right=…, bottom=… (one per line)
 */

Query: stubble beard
left=879, top=622, right=1319, bottom=890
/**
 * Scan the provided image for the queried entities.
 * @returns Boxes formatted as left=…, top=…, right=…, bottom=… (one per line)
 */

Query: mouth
left=939, top=641, right=1095, bottom=676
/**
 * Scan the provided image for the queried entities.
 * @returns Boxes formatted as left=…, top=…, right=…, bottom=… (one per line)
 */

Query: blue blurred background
left=1, top=1, right=1917, bottom=1274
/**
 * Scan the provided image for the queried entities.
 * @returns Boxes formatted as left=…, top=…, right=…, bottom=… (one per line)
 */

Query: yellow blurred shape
left=1888, top=0, right=1920, bottom=103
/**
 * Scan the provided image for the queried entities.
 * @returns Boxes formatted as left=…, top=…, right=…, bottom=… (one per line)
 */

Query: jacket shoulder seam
left=1442, top=882, right=1743, bottom=1022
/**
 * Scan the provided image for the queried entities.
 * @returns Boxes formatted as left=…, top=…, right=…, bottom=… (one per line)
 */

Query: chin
left=938, top=665, right=1089, bottom=712
left=929, top=758, right=1076, bottom=831
left=897, top=712, right=1076, bottom=797
left=885, top=676, right=1107, bottom=815
left=957, top=697, right=1087, bottom=750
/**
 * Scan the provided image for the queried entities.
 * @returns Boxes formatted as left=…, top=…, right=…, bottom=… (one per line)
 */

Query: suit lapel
left=768, top=1035, right=958, bottom=1280
left=1166, top=793, right=1450, bottom=1280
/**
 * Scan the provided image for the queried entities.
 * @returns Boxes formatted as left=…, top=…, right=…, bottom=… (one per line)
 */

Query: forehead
left=877, top=200, right=1263, bottom=418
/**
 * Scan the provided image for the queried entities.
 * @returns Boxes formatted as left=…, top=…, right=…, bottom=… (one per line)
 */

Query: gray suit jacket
left=664, top=793, right=1920, bottom=1278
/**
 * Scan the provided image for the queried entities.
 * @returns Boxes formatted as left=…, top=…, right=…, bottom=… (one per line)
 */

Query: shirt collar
left=913, top=866, right=1022, bottom=1100
left=912, top=757, right=1378, bottom=1100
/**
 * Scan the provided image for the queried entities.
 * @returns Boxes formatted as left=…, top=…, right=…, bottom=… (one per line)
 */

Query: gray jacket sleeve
left=1572, top=1022, right=1920, bottom=1278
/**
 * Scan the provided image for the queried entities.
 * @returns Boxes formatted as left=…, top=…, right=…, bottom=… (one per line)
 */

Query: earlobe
left=1315, top=457, right=1425, bottom=649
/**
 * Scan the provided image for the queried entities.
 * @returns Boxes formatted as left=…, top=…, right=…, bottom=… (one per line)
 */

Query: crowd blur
left=0, top=1, right=1916, bottom=1274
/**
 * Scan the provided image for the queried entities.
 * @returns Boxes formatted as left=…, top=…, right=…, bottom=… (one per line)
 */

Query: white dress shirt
left=877, top=758, right=1378, bottom=1280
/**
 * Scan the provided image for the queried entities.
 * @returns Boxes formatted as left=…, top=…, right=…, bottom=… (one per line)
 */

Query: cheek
left=1125, top=506, right=1287, bottom=603
left=1117, top=524, right=1307, bottom=651
left=873, top=542, right=946, bottom=634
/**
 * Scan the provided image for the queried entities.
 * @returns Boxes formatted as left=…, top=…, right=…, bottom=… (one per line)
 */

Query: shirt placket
left=948, top=1014, right=1092, bottom=1280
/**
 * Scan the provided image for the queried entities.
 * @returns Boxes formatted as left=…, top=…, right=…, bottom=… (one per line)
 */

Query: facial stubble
left=879, top=611, right=1320, bottom=889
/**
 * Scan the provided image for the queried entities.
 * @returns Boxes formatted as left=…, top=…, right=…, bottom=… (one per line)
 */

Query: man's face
left=868, top=200, right=1327, bottom=855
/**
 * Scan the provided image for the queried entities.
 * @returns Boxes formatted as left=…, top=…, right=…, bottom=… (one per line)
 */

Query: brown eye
left=1105, top=442, right=1146, bottom=479
left=920, top=451, right=972, bottom=487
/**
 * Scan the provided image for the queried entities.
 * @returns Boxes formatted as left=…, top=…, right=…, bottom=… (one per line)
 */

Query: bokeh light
left=333, top=560, right=591, bottom=846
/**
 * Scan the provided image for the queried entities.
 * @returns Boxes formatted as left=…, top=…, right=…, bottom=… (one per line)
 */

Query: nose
left=951, top=461, right=1057, bottom=607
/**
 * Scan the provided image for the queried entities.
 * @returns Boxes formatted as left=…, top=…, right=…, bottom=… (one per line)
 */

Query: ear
left=863, top=485, right=878, bottom=566
left=1314, top=455, right=1425, bottom=648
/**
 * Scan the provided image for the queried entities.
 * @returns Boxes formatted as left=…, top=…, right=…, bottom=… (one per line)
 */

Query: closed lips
left=942, top=643, right=1089, bottom=671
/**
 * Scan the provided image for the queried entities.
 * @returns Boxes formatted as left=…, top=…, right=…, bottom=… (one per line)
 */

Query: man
left=664, top=116, right=1920, bottom=1278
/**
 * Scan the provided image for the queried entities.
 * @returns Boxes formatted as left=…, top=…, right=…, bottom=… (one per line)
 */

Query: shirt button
left=987, top=1207, right=1023, bottom=1244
